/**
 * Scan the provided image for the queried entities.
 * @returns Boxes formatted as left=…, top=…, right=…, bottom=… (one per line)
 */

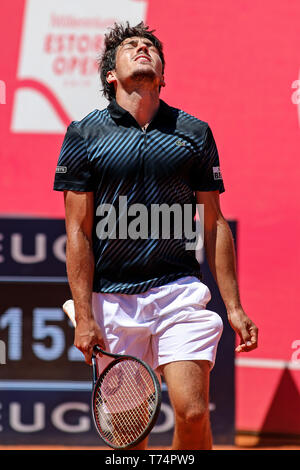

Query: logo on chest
left=175, top=139, right=186, bottom=147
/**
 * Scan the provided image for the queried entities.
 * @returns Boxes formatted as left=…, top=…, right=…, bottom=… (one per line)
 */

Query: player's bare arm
left=196, top=190, right=258, bottom=353
left=64, top=190, right=105, bottom=364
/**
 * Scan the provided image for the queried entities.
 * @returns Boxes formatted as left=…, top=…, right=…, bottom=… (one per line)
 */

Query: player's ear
left=106, top=70, right=117, bottom=84
left=160, top=75, right=166, bottom=87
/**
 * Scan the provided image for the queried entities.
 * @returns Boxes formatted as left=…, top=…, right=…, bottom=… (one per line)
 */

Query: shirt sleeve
left=191, top=124, right=225, bottom=193
left=53, top=122, right=95, bottom=192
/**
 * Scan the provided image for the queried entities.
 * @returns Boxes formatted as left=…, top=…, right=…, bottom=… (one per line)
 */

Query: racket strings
left=95, top=361, right=155, bottom=434
left=95, top=383, right=152, bottom=444
left=94, top=359, right=157, bottom=447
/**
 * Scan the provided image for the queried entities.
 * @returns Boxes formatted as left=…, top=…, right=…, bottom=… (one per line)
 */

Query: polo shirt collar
left=107, top=98, right=129, bottom=120
left=107, top=98, right=174, bottom=125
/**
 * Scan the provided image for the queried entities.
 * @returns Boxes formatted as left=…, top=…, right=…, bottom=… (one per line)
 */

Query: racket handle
left=91, top=353, right=98, bottom=385
left=91, top=345, right=105, bottom=384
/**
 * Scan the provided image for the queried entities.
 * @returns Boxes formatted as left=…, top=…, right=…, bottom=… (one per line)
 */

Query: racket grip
left=91, top=345, right=104, bottom=384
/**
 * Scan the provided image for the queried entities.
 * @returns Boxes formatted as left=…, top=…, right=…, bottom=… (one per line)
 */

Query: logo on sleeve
left=213, top=166, right=222, bottom=180
left=56, top=166, right=67, bottom=174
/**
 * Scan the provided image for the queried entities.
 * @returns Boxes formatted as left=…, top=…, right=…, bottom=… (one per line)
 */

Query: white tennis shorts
left=92, top=276, right=223, bottom=375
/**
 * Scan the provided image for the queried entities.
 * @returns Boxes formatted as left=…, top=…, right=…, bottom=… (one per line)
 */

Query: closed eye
left=122, top=39, right=156, bottom=50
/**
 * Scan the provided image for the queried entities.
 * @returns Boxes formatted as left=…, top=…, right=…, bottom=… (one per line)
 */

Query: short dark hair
left=98, top=21, right=165, bottom=101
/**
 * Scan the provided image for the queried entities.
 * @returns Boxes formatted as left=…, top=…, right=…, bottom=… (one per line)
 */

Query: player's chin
left=130, top=66, right=157, bottom=81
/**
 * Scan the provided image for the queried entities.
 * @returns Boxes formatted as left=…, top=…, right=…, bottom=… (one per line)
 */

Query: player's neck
left=115, top=88, right=160, bottom=129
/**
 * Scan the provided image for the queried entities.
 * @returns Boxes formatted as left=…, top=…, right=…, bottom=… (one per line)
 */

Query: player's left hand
left=227, top=307, right=258, bottom=352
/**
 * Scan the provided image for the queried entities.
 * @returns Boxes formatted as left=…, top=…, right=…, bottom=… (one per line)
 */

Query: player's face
left=107, top=36, right=165, bottom=89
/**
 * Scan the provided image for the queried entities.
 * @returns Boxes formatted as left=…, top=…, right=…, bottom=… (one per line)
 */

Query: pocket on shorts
left=174, top=277, right=212, bottom=309
left=202, top=283, right=212, bottom=305
left=208, top=310, right=224, bottom=335
left=189, top=279, right=212, bottom=307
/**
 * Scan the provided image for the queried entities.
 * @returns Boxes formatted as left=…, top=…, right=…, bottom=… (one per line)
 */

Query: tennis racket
left=62, top=299, right=162, bottom=450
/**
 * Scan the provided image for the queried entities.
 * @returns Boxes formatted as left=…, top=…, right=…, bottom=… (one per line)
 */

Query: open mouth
left=134, top=55, right=151, bottom=62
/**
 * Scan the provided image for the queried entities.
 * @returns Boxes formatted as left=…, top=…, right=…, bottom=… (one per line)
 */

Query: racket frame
left=91, top=346, right=162, bottom=450
left=62, top=300, right=162, bottom=449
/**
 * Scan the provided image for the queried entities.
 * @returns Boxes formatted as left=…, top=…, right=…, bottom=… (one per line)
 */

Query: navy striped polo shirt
left=53, top=98, right=225, bottom=294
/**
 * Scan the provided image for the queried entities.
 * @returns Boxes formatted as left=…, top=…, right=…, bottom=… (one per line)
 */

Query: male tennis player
left=54, top=22, right=258, bottom=450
